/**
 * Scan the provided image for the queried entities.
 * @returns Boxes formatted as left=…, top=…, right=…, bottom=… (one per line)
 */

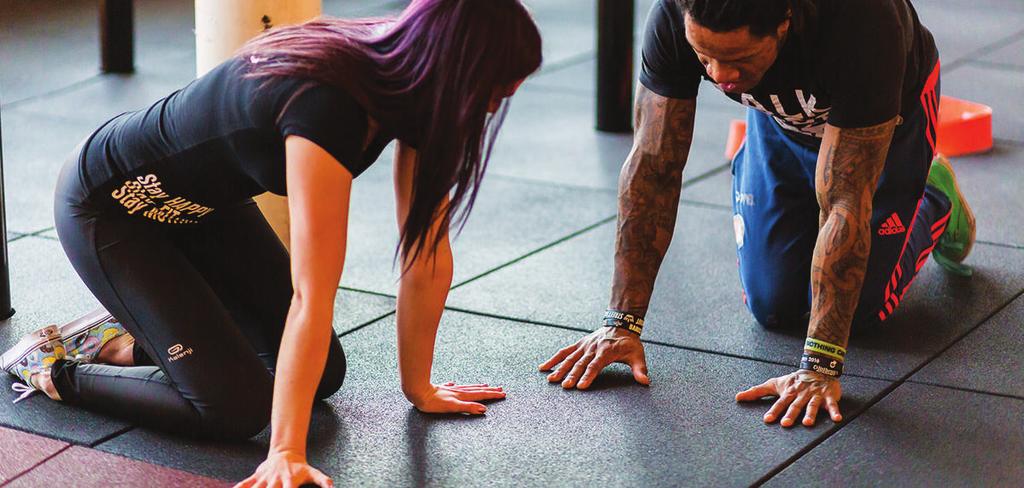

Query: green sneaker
left=927, top=155, right=976, bottom=277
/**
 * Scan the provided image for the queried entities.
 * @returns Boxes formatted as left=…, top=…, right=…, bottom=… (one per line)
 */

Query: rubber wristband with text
left=603, top=310, right=644, bottom=336
left=803, top=337, right=846, bottom=361
left=800, top=353, right=843, bottom=378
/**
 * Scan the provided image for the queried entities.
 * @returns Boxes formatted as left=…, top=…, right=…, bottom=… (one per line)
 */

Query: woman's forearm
left=268, top=295, right=336, bottom=457
left=396, top=250, right=454, bottom=404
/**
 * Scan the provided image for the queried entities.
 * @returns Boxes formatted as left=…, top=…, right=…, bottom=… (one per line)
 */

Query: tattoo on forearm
left=609, top=87, right=696, bottom=315
left=809, top=119, right=897, bottom=347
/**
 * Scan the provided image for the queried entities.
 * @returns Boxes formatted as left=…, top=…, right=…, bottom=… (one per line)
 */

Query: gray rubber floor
left=1, top=0, right=1021, bottom=486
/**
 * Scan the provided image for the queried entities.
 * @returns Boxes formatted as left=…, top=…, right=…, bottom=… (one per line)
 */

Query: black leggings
left=51, top=152, right=346, bottom=440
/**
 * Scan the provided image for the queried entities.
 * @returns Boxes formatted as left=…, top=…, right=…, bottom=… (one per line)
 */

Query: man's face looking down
left=683, top=12, right=791, bottom=94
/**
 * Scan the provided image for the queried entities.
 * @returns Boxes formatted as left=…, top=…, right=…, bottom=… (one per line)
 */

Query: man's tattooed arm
left=809, top=118, right=898, bottom=348
left=609, top=85, right=696, bottom=315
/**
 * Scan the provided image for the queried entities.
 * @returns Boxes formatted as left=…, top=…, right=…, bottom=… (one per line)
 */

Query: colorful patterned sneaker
left=927, top=155, right=976, bottom=277
left=60, top=309, right=128, bottom=363
left=0, top=325, right=66, bottom=403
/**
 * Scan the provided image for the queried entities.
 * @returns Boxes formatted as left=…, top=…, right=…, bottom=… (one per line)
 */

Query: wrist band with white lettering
left=603, top=309, right=644, bottom=336
left=804, top=337, right=846, bottom=361
left=800, top=352, right=843, bottom=378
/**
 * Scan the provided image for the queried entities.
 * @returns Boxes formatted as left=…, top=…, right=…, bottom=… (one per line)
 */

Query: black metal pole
left=100, top=0, right=135, bottom=73
left=596, top=0, right=634, bottom=133
left=0, top=108, right=15, bottom=320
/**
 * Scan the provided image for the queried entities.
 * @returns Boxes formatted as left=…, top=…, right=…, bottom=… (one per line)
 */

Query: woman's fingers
left=452, top=399, right=487, bottom=415
left=309, top=468, right=334, bottom=488
left=540, top=344, right=579, bottom=371
left=454, top=390, right=507, bottom=402
left=803, top=395, right=823, bottom=426
left=234, top=477, right=256, bottom=488
left=735, top=380, right=777, bottom=402
left=780, top=393, right=811, bottom=427
left=825, top=396, right=843, bottom=422
left=547, top=348, right=585, bottom=383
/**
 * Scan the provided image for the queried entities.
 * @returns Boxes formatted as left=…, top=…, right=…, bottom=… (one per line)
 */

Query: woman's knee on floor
left=197, top=383, right=274, bottom=440
left=314, top=339, right=347, bottom=401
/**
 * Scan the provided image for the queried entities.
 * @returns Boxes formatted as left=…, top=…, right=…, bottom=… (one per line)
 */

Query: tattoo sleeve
left=809, top=118, right=898, bottom=348
left=608, top=86, right=696, bottom=315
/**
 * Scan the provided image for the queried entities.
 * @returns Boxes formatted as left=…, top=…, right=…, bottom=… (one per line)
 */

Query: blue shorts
left=732, top=63, right=950, bottom=330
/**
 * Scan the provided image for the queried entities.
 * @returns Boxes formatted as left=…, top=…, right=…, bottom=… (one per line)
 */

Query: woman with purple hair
left=0, top=1, right=541, bottom=486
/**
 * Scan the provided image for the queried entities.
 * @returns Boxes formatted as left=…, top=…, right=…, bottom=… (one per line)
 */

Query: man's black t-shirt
left=77, top=56, right=395, bottom=225
left=639, top=0, right=938, bottom=146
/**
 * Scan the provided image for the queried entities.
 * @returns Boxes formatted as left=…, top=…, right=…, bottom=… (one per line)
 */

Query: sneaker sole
left=936, top=156, right=976, bottom=261
left=0, top=325, right=61, bottom=373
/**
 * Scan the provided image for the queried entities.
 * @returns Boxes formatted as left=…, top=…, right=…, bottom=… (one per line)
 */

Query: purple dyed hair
left=238, top=0, right=543, bottom=267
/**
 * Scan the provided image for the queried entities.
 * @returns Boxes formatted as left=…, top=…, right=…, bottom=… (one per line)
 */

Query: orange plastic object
left=725, top=119, right=747, bottom=160
left=936, top=95, right=992, bottom=157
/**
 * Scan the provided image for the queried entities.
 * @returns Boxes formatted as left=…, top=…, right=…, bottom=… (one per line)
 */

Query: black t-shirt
left=639, top=0, right=938, bottom=146
left=78, top=56, right=395, bottom=225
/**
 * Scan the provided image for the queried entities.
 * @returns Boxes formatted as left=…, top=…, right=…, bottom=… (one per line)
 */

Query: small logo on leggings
left=878, top=212, right=906, bottom=236
left=167, top=344, right=193, bottom=362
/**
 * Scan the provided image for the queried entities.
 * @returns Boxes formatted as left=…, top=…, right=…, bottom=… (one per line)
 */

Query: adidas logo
left=878, top=212, right=907, bottom=236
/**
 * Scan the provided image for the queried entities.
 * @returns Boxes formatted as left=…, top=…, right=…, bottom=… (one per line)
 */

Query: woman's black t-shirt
left=639, top=0, right=939, bottom=146
left=77, top=56, right=395, bottom=225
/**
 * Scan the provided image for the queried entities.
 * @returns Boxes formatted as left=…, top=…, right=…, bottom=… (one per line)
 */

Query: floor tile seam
left=962, top=59, right=1024, bottom=72
left=536, top=51, right=595, bottom=76
left=449, top=214, right=617, bottom=290
left=337, top=285, right=397, bottom=300
left=942, top=28, right=1024, bottom=74
left=338, top=310, right=397, bottom=338
left=902, top=379, right=1024, bottom=402
left=486, top=159, right=730, bottom=196
left=754, top=286, right=1024, bottom=486
left=486, top=172, right=618, bottom=196
left=0, top=443, right=72, bottom=488
left=88, top=425, right=137, bottom=449
left=439, top=305, right=901, bottom=380
left=993, top=137, right=1024, bottom=148
left=0, top=75, right=104, bottom=110
left=976, top=240, right=1024, bottom=251
left=6, top=234, right=27, bottom=244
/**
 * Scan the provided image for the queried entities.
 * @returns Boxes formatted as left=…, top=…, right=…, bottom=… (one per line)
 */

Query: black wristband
left=603, top=309, right=644, bottom=336
left=800, top=353, right=843, bottom=378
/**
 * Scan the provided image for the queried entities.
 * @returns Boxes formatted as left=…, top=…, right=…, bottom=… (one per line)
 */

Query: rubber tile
left=915, top=2, right=1024, bottom=67
left=342, top=153, right=617, bottom=294
left=9, top=70, right=193, bottom=130
left=942, top=64, right=1024, bottom=143
left=9, top=445, right=229, bottom=487
left=0, top=110, right=96, bottom=234
left=681, top=142, right=1024, bottom=248
left=0, top=0, right=100, bottom=104
left=765, top=382, right=1024, bottom=487
left=912, top=294, right=1024, bottom=398
left=447, top=206, right=1024, bottom=380
left=0, top=237, right=132, bottom=443
left=97, top=312, right=890, bottom=486
left=491, top=82, right=742, bottom=190
left=0, top=426, right=68, bottom=483
left=980, top=36, right=1024, bottom=68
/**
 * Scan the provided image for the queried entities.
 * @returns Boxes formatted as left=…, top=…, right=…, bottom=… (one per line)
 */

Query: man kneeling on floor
left=541, top=0, right=975, bottom=427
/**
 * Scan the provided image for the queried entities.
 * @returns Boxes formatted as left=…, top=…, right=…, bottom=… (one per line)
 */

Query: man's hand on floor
left=736, top=370, right=843, bottom=427
left=539, top=327, right=650, bottom=389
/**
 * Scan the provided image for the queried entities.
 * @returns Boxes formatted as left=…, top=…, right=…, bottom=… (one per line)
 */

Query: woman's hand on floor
left=735, top=370, right=843, bottom=427
left=235, top=451, right=333, bottom=488
left=410, top=382, right=506, bottom=415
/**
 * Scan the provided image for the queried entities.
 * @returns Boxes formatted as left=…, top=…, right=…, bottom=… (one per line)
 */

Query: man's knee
left=744, top=280, right=809, bottom=330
